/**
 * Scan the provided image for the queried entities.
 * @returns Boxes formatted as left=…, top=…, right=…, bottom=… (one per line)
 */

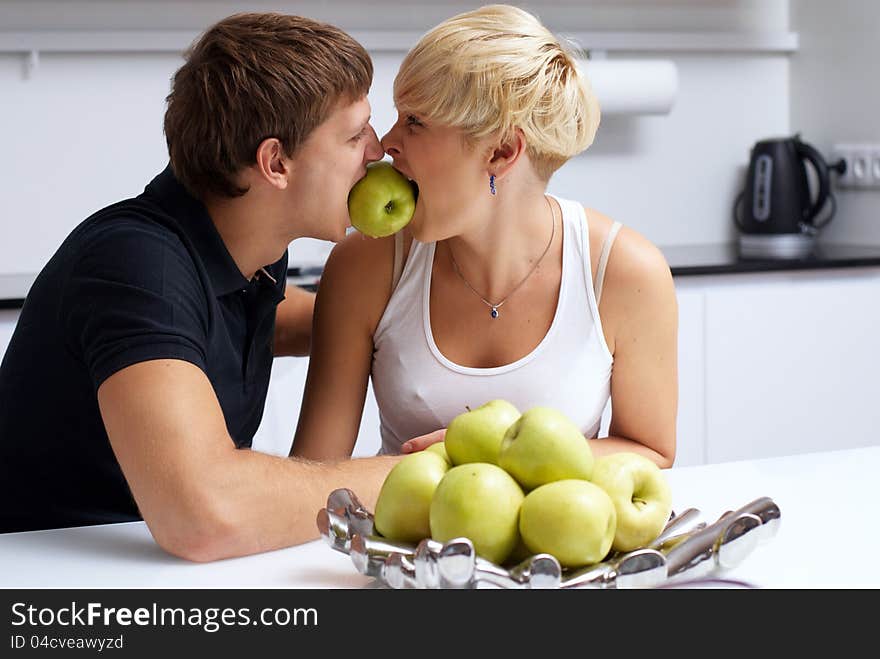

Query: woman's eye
left=405, top=115, right=422, bottom=128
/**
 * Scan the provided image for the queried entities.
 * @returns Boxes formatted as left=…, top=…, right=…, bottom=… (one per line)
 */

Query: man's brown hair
left=164, top=12, right=373, bottom=199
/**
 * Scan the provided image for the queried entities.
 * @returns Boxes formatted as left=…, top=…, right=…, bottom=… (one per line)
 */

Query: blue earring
left=489, top=174, right=496, bottom=196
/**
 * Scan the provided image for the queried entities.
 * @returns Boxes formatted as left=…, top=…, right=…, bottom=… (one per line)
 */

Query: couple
left=0, top=5, right=677, bottom=561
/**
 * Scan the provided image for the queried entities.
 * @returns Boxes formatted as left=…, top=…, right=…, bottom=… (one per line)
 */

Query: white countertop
left=1, top=446, right=877, bottom=589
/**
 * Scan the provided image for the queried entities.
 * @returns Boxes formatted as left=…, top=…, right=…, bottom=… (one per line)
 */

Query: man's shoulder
left=61, top=198, right=199, bottom=286
left=73, top=197, right=189, bottom=255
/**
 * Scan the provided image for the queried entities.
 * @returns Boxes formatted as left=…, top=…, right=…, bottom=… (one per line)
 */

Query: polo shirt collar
left=143, top=165, right=254, bottom=297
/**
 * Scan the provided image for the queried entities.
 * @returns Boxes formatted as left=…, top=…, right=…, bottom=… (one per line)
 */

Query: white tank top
left=371, top=195, right=620, bottom=455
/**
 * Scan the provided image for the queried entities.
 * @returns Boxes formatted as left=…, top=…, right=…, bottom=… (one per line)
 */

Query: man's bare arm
left=98, top=358, right=399, bottom=562
left=273, top=285, right=316, bottom=357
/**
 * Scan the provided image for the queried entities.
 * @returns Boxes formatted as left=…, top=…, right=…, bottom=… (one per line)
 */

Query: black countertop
left=658, top=242, right=880, bottom=276
left=287, top=242, right=880, bottom=284
left=4, top=242, right=880, bottom=309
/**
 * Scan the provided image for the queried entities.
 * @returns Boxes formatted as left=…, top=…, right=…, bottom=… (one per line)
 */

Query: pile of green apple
left=374, top=400, right=673, bottom=568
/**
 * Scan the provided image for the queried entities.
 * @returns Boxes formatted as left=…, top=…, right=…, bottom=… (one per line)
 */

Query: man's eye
left=405, top=115, right=422, bottom=127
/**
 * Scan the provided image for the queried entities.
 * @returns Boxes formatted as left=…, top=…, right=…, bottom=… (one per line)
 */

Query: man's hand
left=400, top=429, right=447, bottom=454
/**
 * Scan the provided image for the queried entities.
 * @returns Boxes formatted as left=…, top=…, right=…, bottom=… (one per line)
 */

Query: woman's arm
left=290, top=232, right=395, bottom=460
left=592, top=223, right=678, bottom=468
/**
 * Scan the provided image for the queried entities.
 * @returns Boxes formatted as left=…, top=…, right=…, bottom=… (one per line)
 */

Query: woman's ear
left=488, top=128, right=526, bottom=181
left=254, top=137, right=290, bottom=190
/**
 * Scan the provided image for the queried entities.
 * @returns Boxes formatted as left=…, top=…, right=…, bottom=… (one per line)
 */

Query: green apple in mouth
left=347, top=161, right=418, bottom=238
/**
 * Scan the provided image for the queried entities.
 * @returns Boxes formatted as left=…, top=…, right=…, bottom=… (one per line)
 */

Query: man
left=0, top=13, right=401, bottom=561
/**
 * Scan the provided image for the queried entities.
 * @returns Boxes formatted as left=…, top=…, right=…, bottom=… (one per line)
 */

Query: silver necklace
left=447, top=195, right=556, bottom=319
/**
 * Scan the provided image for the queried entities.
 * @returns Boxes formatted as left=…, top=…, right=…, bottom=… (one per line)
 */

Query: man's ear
left=488, top=128, right=526, bottom=181
left=254, top=138, right=290, bottom=190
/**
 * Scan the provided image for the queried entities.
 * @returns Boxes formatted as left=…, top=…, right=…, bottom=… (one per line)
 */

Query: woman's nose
left=381, top=128, right=401, bottom=158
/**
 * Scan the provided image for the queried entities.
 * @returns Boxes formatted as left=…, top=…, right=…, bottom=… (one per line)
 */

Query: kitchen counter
left=660, top=241, right=880, bottom=276
left=0, top=273, right=36, bottom=309
left=5, top=242, right=880, bottom=308
left=1, top=445, right=877, bottom=588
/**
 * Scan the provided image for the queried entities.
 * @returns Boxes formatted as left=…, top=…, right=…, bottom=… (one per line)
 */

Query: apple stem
left=465, top=406, right=471, bottom=412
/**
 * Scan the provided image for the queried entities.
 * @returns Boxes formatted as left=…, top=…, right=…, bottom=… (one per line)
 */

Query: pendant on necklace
left=490, top=307, right=499, bottom=319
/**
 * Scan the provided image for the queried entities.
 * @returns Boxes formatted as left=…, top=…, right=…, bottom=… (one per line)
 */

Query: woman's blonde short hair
left=394, top=4, right=600, bottom=181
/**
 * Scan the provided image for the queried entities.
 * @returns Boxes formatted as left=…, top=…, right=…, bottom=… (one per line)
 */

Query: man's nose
left=364, top=126, right=384, bottom=163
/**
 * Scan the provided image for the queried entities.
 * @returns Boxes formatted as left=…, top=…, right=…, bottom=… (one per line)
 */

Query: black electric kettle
left=733, top=134, right=844, bottom=258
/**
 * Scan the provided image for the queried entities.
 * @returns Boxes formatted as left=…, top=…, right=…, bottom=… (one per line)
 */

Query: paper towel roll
left=579, top=59, right=678, bottom=115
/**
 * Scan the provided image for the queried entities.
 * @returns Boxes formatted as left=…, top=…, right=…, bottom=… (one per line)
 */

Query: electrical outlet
left=832, top=143, right=880, bottom=189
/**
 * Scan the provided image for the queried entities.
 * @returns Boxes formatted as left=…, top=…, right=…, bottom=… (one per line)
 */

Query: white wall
left=790, top=0, right=880, bottom=245
left=0, top=52, right=176, bottom=270
left=0, top=0, right=793, bottom=274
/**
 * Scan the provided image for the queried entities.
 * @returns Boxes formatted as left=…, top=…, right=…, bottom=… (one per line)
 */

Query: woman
left=292, top=4, right=677, bottom=467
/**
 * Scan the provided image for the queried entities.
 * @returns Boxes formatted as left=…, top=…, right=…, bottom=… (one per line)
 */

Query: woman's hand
left=401, top=429, right=447, bottom=454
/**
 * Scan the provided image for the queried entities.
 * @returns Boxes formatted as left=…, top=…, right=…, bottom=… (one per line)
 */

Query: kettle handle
left=732, top=191, right=747, bottom=231
left=794, top=136, right=832, bottom=224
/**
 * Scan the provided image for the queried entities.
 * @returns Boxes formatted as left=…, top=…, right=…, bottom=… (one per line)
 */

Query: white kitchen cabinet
left=674, top=289, right=707, bottom=467
left=248, top=357, right=308, bottom=457
left=251, top=356, right=382, bottom=458
left=678, top=267, right=880, bottom=464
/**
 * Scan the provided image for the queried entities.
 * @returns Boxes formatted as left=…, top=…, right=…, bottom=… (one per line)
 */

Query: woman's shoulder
left=582, top=205, right=671, bottom=284
left=323, top=226, right=417, bottom=281
left=582, top=205, right=675, bottom=345
left=318, top=227, right=416, bottom=331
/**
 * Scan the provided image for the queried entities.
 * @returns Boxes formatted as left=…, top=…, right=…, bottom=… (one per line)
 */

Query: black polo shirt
left=0, top=165, right=287, bottom=533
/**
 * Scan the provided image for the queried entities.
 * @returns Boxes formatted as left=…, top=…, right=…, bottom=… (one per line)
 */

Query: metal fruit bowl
left=316, top=488, right=781, bottom=589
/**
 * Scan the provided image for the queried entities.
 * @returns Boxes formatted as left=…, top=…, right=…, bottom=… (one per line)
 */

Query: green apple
left=444, top=399, right=521, bottom=466
left=347, top=161, right=417, bottom=238
left=590, top=452, right=673, bottom=552
left=519, top=479, right=617, bottom=568
left=374, top=451, right=450, bottom=543
left=429, top=463, right=525, bottom=565
left=425, top=441, right=451, bottom=466
left=497, top=406, right=593, bottom=490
